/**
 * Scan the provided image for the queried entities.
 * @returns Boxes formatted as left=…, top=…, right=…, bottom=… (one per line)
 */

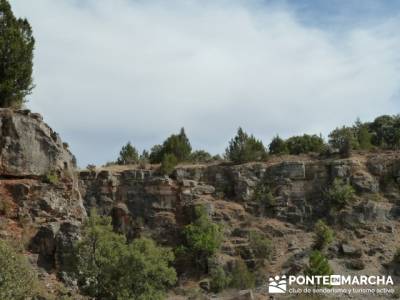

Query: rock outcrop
left=0, top=109, right=85, bottom=277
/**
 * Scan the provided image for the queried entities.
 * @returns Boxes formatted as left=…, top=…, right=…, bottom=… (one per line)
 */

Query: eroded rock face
left=0, top=109, right=85, bottom=279
left=0, top=109, right=76, bottom=177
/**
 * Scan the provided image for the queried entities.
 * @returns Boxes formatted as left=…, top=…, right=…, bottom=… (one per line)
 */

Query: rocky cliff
left=0, top=109, right=86, bottom=297
left=79, top=153, right=400, bottom=298
left=1, top=109, right=400, bottom=299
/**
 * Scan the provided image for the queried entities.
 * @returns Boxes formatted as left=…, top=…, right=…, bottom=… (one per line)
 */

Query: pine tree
left=117, top=142, right=139, bottom=165
left=0, top=0, right=35, bottom=108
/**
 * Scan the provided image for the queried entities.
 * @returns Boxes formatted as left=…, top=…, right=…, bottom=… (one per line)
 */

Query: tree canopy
left=0, top=0, right=35, bottom=108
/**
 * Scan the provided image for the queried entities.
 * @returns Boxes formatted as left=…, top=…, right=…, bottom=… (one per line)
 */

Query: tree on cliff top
left=225, top=127, right=267, bottom=163
left=117, top=142, right=139, bottom=165
left=0, top=0, right=35, bottom=108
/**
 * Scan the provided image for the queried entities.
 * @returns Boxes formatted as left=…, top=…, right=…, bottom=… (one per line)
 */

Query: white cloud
left=10, top=0, right=400, bottom=165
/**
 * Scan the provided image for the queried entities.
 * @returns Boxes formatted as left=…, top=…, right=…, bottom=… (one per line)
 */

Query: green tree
left=182, top=206, right=223, bottom=271
left=370, top=115, right=400, bottom=149
left=210, top=266, right=230, bottom=293
left=0, top=0, right=35, bottom=108
left=304, top=251, right=333, bottom=285
left=159, top=153, right=178, bottom=175
left=0, top=239, right=37, bottom=300
left=325, top=178, right=355, bottom=210
left=73, top=211, right=176, bottom=300
left=313, top=220, right=334, bottom=250
left=225, top=127, right=267, bottom=164
left=269, top=135, right=288, bottom=155
left=149, top=128, right=192, bottom=163
left=328, top=126, right=359, bottom=154
left=117, top=142, right=139, bottom=165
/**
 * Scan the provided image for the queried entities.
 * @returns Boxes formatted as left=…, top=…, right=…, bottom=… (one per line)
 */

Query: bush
left=225, top=127, right=267, bottom=164
left=0, top=239, right=37, bottom=299
left=370, top=115, right=400, bottom=149
left=117, top=142, right=139, bottom=165
left=285, top=134, right=325, bottom=155
left=248, top=231, right=273, bottom=260
left=269, top=135, right=288, bottom=155
left=304, top=251, right=333, bottom=285
left=73, top=211, right=177, bottom=300
left=325, top=178, right=355, bottom=210
left=210, top=266, right=230, bottom=293
left=43, top=171, right=59, bottom=185
left=190, top=150, right=212, bottom=163
left=229, top=259, right=255, bottom=289
left=0, top=0, right=35, bottom=108
left=182, top=206, right=223, bottom=271
left=313, top=220, right=334, bottom=250
left=253, top=182, right=276, bottom=209
left=160, top=153, right=178, bottom=175
left=328, top=126, right=359, bottom=154
left=150, top=128, right=192, bottom=163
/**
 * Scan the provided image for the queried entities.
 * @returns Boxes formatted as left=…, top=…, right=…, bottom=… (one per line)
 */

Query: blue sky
left=10, top=0, right=400, bottom=166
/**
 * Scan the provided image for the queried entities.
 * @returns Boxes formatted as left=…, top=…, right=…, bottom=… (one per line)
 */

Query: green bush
left=43, top=171, right=59, bottom=185
left=182, top=206, right=223, bottom=271
left=159, top=153, right=178, bottom=175
left=285, top=134, right=325, bottom=155
left=313, top=220, right=334, bottom=250
left=117, top=142, right=139, bottom=165
left=253, top=182, right=276, bottom=209
left=229, top=259, right=255, bottom=289
left=0, top=239, right=37, bottom=299
left=248, top=231, right=273, bottom=260
left=190, top=150, right=212, bottom=163
left=269, top=135, right=288, bottom=155
left=150, top=128, right=192, bottom=163
left=328, top=126, right=359, bottom=154
left=304, top=250, right=333, bottom=285
left=225, top=127, right=267, bottom=164
left=0, top=0, right=35, bottom=108
left=73, top=211, right=177, bottom=300
left=370, top=115, right=400, bottom=149
left=210, top=266, right=230, bottom=293
left=325, top=178, right=355, bottom=210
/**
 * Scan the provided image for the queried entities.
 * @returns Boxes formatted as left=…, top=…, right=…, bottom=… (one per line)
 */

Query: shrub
left=304, top=251, right=333, bottom=284
left=328, top=126, right=359, bottom=154
left=229, top=259, right=255, bottom=289
left=253, top=182, right=276, bottom=209
left=190, top=150, right=212, bottom=163
left=43, top=171, right=59, bottom=185
left=248, top=231, right=273, bottom=260
left=160, top=153, right=178, bottom=175
left=73, top=211, right=176, bottom=300
left=370, top=115, right=400, bottom=149
left=0, top=0, right=35, bottom=108
left=182, top=206, right=223, bottom=271
left=285, top=134, right=325, bottom=155
left=0, top=239, right=37, bottom=299
left=210, top=266, right=230, bottom=292
left=117, top=142, right=139, bottom=165
left=150, top=128, right=192, bottom=163
left=313, top=220, right=334, bottom=250
left=225, top=127, right=267, bottom=164
left=325, top=178, right=355, bottom=210
left=269, top=135, right=288, bottom=155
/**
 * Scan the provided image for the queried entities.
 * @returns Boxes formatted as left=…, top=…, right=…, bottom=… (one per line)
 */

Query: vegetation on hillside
left=72, top=211, right=177, bottom=300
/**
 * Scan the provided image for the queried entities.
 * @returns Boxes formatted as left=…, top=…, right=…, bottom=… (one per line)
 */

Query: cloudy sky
left=11, top=0, right=400, bottom=166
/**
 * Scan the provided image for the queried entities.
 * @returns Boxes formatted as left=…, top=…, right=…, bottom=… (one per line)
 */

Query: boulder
left=0, top=109, right=76, bottom=177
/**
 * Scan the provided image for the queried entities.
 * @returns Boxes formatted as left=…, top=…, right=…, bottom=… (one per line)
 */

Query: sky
left=10, top=0, right=400, bottom=166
